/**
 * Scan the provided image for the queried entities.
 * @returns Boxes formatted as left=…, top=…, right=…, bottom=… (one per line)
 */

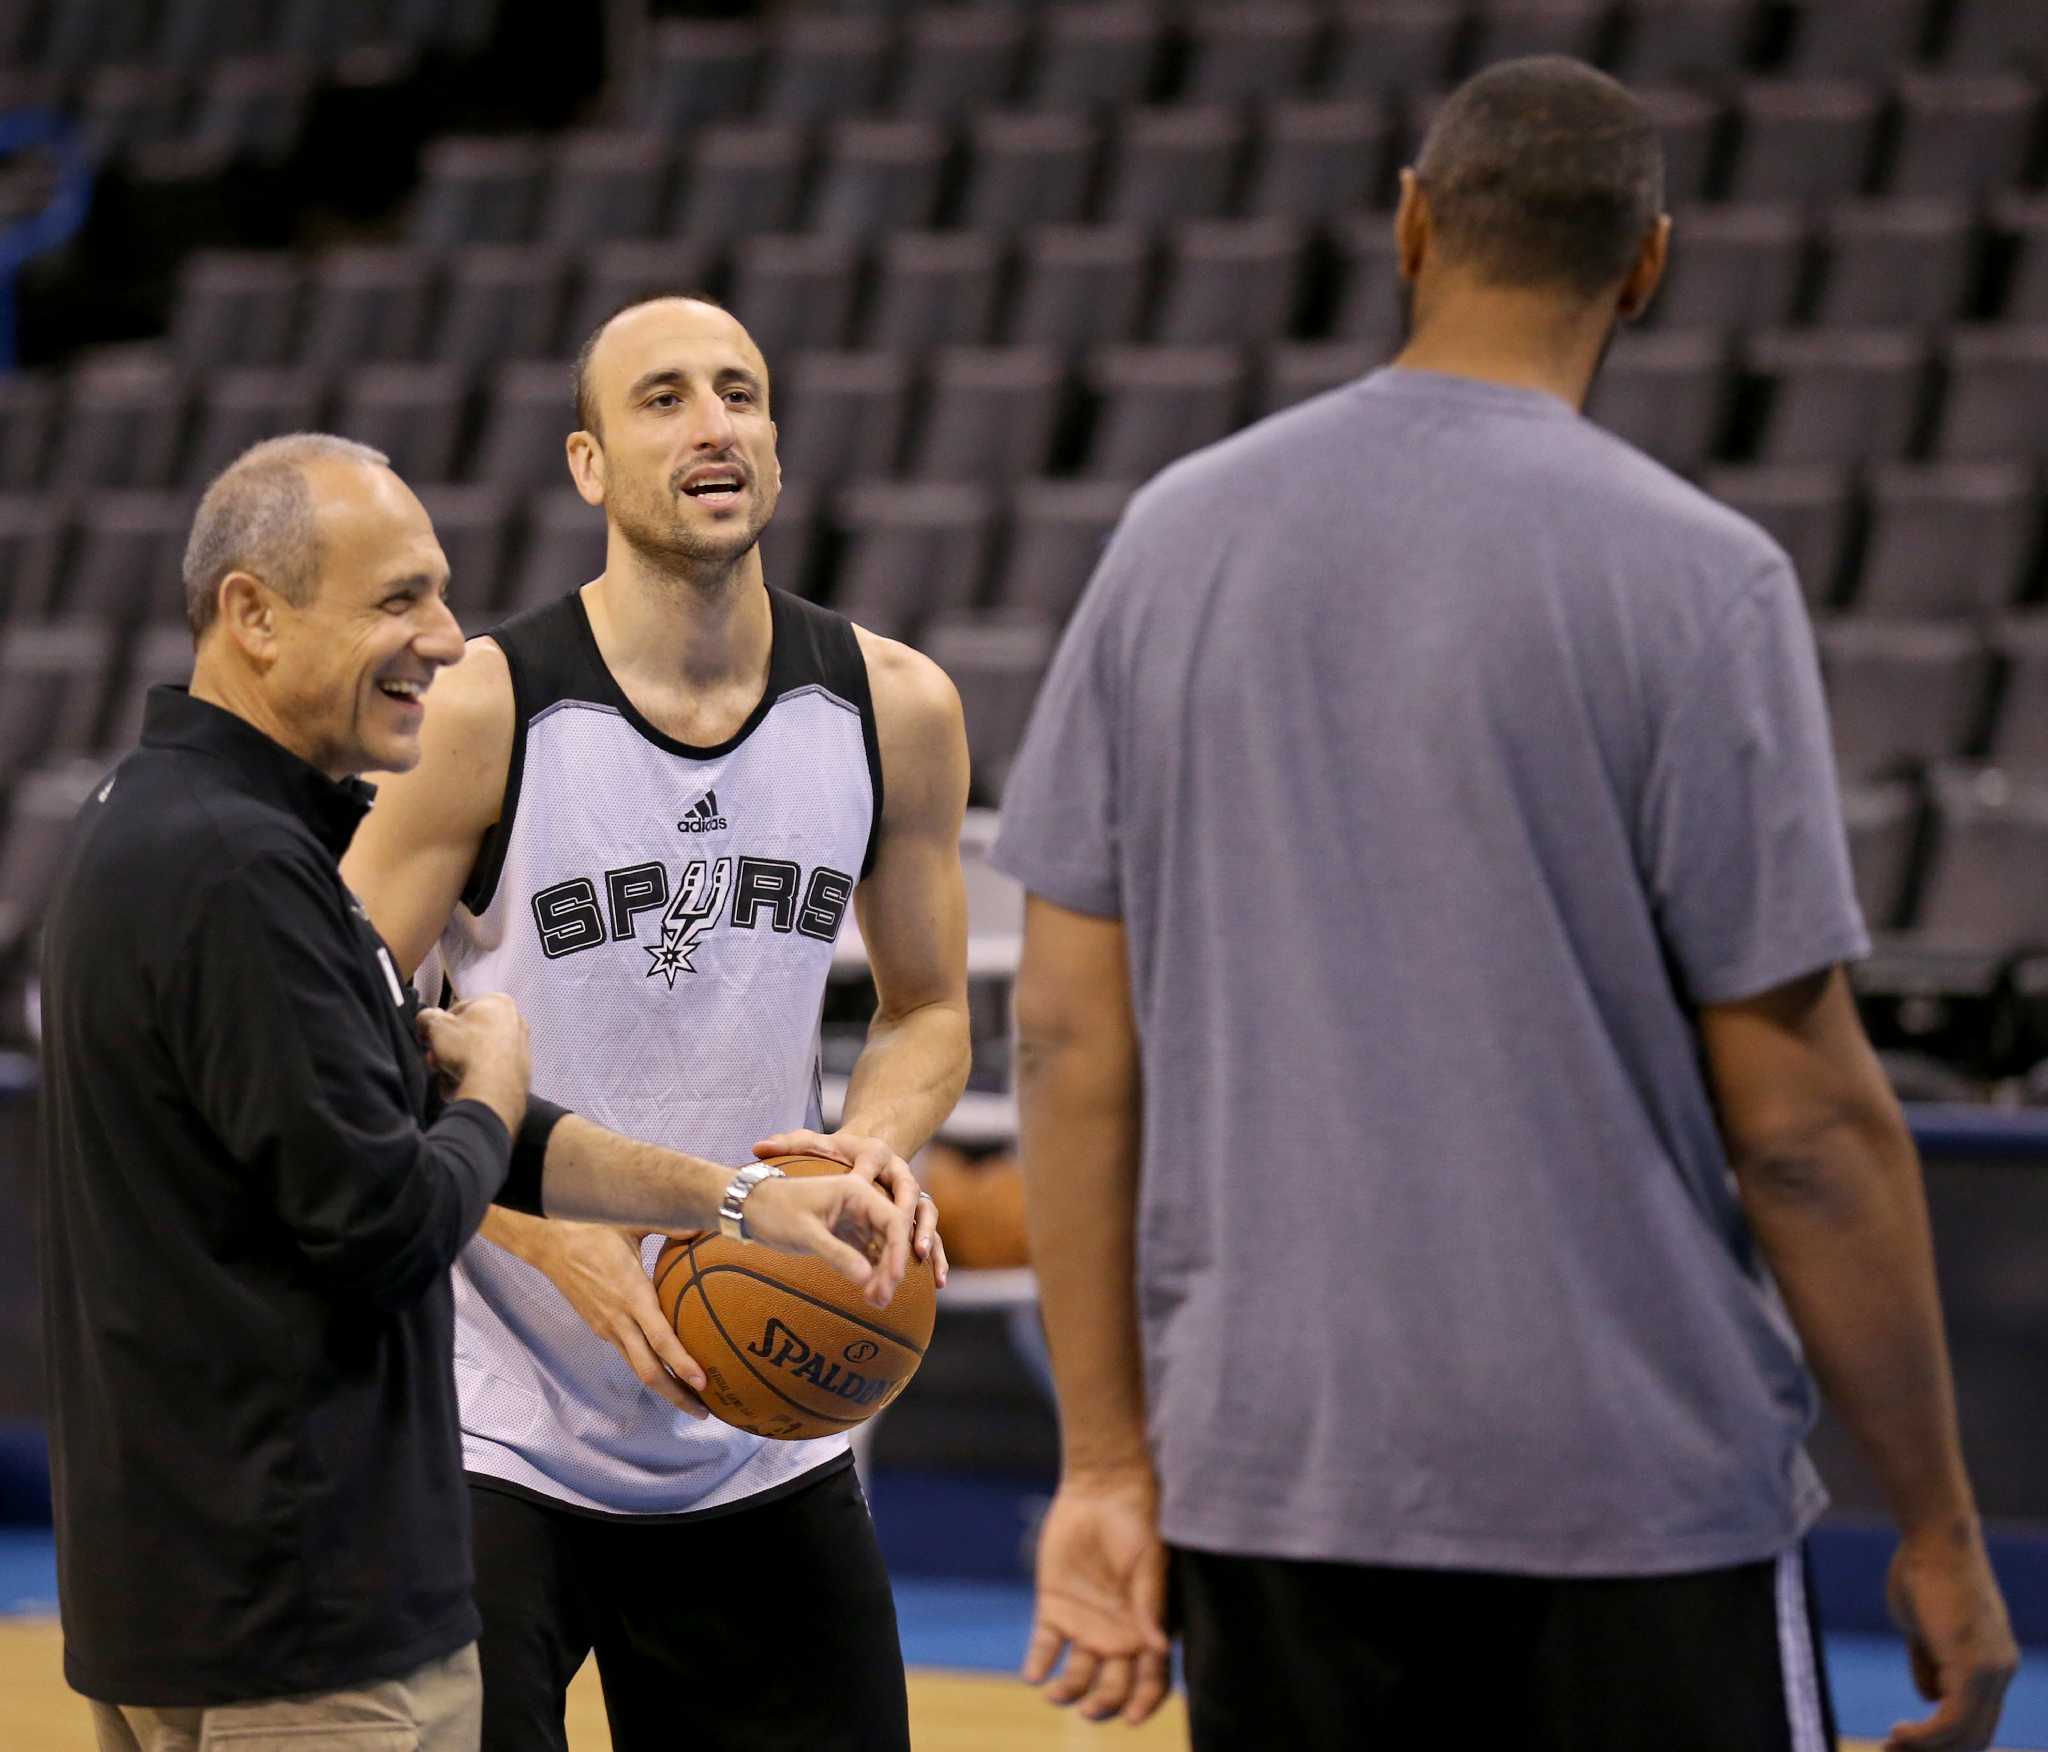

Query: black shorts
left=1172, top=1542, right=1838, bottom=1752
left=468, top=1459, right=908, bottom=1752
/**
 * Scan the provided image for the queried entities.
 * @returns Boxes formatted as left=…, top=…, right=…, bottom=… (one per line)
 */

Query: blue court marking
left=0, top=1527, right=57, bottom=1615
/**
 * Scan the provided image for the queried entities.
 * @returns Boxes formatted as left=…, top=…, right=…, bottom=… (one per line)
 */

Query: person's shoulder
left=424, top=634, right=515, bottom=737
left=1566, top=420, right=1793, bottom=584
left=851, top=623, right=964, bottom=733
left=1125, top=385, right=1358, bottom=526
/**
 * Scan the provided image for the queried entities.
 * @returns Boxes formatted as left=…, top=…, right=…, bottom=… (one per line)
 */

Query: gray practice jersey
left=434, top=586, right=882, bottom=1515
left=994, top=368, right=1869, bottom=1577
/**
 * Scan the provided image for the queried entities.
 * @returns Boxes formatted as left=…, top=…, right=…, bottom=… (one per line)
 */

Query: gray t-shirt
left=991, top=367, right=1870, bottom=1578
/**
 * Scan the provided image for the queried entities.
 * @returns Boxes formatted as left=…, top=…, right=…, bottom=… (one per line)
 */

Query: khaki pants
left=88, top=1644, right=481, bottom=1752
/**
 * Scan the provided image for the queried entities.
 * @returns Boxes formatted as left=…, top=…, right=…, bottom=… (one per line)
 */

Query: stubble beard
left=616, top=477, right=777, bottom=599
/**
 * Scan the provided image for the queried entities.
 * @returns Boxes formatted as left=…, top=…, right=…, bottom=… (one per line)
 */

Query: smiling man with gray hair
left=36, top=433, right=912, bottom=1752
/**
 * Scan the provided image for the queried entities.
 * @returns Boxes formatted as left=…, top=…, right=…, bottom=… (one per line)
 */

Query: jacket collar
left=141, top=686, right=376, bottom=859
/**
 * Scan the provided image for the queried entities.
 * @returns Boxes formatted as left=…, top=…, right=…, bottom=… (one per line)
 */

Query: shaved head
left=182, top=433, right=390, bottom=638
left=575, top=294, right=767, bottom=437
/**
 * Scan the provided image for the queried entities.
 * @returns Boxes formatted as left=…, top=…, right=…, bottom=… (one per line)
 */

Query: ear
left=769, top=419, right=782, bottom=490
left=1395, top=168, right=1429, bottom=284
left=214, top=570, right=280, bottom=666
left=1616, top=213, right=1672, bottom=322
left=566, top=429, right=606, bottom=508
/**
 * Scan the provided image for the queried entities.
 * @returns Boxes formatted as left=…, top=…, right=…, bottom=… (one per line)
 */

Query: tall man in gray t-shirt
left=994, top=56, right=2017, bottom=1752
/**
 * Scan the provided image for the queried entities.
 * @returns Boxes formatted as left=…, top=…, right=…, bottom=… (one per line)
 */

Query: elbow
left=1726, top=1093, right=1914, bottom=1210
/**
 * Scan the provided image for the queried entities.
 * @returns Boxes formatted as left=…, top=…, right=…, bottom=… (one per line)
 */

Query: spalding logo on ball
left=654, top=1155, right=938, bottom=1442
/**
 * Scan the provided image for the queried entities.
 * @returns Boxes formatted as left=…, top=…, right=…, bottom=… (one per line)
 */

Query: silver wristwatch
left=717, top=1163, right=787, bottom=1242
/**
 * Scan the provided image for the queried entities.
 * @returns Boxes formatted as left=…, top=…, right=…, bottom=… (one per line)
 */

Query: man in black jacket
left=36, top=434, right=914, bottom=1751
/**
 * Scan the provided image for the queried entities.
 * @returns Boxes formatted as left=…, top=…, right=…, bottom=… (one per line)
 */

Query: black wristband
left=499, top=1096, right=569, bottom=1216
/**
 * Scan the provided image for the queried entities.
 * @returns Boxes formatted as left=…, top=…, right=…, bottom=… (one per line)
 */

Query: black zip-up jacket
left=35, top=688, right=543, bottom=1707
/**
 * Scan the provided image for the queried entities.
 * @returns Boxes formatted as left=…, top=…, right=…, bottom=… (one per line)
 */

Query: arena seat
left=991, top=478, right=1133, bottom=623
left=331, top=362, right=467, bottom=485
left=636, top=19, right=762, bottom=137
left=534, top=131, right=667, bottom=249
left=1855, top=462, right=2037, bottom=617
left=1153, top=218, right=1305, bottom=347
left=1748, top=327, right=1928, bottom=466
left=868, top=232, right=1003, bottom=354
left=1181, top=3, right=1322, bottom=107
left=1246, top=99, right=1394, bottom=223
left=172, top=251, right=302, bottom=371
left=300, top=248, right=435, bottom=372
left=1932, top=327, right=2048, bottom=460
left=917, top=616, right=1059, bottom=807
left=1915, top=764, right=2048, bottom=948
left=958, top=111, right=1097, bottom=236
left=1022, top=4, right=1164, bottom=115
left=1655, top=204, right=1805, bottom=333
left=1812, top=199, right=1976, bottom=328
left=1099, top=104, right=1245, bottom=228
left=1841, top=777, right=1924, bottom=931
left=1081, top=344, right=1246, bottom=480
left=832, top=482, right=995, bottom=642
left=184, top=368, right=326, bottom=485
left=1584, top=327, right=1730, bottom=474
left=1326, top=1, right=1463, bottom=98
left=728, top=233, right=863, bottom=359
left=1007, top=224, right=1152, bottom=353
left=810, top=119, right=949, bottom=239
left=1729, top=79, right=1882, bottom=204
left=775, top=350, right=911, bottom=488
left=758, top=13, right=891, bottom=126
left=669, top=120, right=809, bottom=244
left=1700, top=463, right=1856, bottom=607
left=910, top=347, right=1067, bottom=485
left=895, top=8, right=1026, bottom=123
left=1818, top=618, right=1992, bottom=781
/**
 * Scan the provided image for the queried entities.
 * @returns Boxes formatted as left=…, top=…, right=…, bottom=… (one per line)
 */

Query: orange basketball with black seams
left=654, top=1155, right=937, bottom=1441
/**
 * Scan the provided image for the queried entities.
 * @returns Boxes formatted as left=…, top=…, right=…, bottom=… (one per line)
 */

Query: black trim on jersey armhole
left=460, top=595, right=598, bottom=915
left=765, top=588, right=885, bottom=879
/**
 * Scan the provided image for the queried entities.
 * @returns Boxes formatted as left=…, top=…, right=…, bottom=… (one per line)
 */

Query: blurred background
left=2, top=0, right=2048, bottom=1741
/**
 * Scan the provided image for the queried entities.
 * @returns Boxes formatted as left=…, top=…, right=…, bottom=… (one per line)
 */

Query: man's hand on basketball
left=1884, top=1522, right=2018, bottom=1750
left=1024, top=1468, right=1172, bottom=1726
left=740, top=1171, right=913, bottom=1308
left=528, top=1223, right=709, bottom=1420
left=753, top=1127, right=950, bottom=1287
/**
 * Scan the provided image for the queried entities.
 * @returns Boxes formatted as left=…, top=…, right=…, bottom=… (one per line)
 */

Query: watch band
left=717, top=1163, right=786, bottom=1243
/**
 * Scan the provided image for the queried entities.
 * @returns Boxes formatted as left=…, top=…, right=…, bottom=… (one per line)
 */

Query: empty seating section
left=4, top=0, right=2048, bottom=969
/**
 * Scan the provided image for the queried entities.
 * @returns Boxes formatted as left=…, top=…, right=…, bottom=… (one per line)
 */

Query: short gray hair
left=182, top=432, right=390, bottom=637
left=1416, top=56, right=1665, bottom=300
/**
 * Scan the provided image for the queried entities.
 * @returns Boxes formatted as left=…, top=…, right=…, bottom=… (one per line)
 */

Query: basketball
left=654, top=1155, right=938, bottom=1441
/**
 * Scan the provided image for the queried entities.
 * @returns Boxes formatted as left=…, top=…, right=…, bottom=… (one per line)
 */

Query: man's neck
left=189, top=658, right=344, bottom=781
left=586, top=537, right=773, bottom=694
left=1391, top=284, right=1619, bottom=412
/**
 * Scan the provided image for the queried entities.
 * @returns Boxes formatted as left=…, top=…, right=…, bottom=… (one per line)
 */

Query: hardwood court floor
left=0, top=1619, right=1186, bottom=1751
left=0, top=1618, right=1926, bottom=1751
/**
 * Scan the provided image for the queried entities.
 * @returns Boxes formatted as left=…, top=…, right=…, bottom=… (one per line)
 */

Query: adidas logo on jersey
left=676, top=789, right=729, bottom=834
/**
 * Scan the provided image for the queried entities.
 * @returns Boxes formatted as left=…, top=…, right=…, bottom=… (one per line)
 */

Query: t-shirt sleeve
left=990, top=523, right=1131, bottom=918
left=1642, top=561, right=1871, bottom=1006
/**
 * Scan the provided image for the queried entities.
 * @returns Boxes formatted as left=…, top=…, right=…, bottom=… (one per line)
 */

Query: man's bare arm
left=836, top=630, right=973, bottom=1160
left=1703, top=967, right=2015, bottom=1749
left=1014, top=896, right=1146, bottom=1474
left=1013, top=893, right=1170, bottom=1727
left=343, top=637, right=512, bottom=980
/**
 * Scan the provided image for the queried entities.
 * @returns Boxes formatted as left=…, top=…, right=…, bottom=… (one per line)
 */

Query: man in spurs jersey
left=343, top=296, right=969, bottom=1752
